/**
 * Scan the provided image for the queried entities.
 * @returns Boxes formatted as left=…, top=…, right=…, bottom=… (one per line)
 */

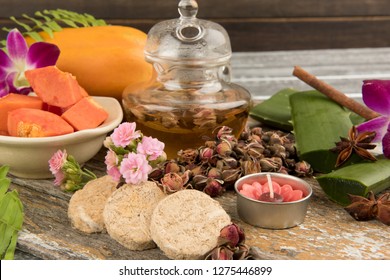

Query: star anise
left=330, top=126, right=377, bottom=167
left=345, top=191, right=390, bottom=225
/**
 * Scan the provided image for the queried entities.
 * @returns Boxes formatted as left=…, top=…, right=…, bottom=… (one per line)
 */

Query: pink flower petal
left=137, top=136, right=165, bottom=161
left=6, top=29, right=28, bottom=63
left=382, top=130, right=390, bottom=158
left=0, top=49, right=13, bottom=76
left=111, top=122, right=141, bottom=148
left=357, top=116, right=390, bottom=142
left=26, top=42, right=60, bottom=69
left=119, top=153, right=152, bottom=185
left=362, top=80, right=390, bottom=115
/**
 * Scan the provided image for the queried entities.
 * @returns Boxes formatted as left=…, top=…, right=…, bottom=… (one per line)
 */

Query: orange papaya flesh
left=61, top=97, right=108, bottom=131
left=0, top=93, right=43, bottom=132
left=25, top=26, right=154, bottom=100
left=25, top=66, right=87, bottom=108
left=42, top=103, right=66, bottom=116
left=8, top=108, right=74, bottom=137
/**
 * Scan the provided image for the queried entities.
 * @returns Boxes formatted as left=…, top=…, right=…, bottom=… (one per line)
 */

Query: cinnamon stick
left=292, top=66, right=380, bottom=120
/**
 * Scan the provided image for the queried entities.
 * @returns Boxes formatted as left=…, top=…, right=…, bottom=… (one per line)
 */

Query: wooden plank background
left=1, top=0, right=390, bottom=51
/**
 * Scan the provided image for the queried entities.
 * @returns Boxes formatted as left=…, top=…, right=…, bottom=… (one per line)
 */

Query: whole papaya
left=26, top=25, right=154, bottom=100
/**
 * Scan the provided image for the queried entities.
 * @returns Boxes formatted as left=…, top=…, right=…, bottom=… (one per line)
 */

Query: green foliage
left=1, top=9, right=107, bottom=47
left=0, top=165, right=24, bottom=260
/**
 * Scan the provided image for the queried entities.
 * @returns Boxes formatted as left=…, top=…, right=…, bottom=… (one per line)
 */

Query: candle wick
left=266, top=174, right=274, bottom=199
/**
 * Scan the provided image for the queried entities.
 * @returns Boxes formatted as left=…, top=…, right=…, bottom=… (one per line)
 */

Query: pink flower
left=48, top=150, right=67, bottom=186
left=357, top=80, right=390, bottom=158
left=137, top=136, right=165, bottom=161
left=119, top=153, right=152, bottom=185
left=1, top=28, right=60, bottom=97
left=110, top=122, right=141, bottom=148
left=105, top=149, right=121, bottom=182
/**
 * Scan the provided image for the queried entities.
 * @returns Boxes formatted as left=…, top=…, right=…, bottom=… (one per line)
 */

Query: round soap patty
left=150, top=189, right=231, bottom=259
left=68, top=175, right=118, bottom=233
left=103, top=181, right=166, bottom=251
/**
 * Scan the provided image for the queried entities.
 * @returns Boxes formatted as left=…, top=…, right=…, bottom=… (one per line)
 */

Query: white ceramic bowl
left=0, top=96, right=123, bottom=179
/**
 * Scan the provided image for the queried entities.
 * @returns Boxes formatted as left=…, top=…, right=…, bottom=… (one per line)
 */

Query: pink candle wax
left=238, top=175, right=304, bottom=202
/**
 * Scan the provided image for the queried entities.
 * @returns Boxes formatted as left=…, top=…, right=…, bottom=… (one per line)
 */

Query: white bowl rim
left=0, top=96, right=123, bottom=145
left=234, top=172, right=313, bottom=205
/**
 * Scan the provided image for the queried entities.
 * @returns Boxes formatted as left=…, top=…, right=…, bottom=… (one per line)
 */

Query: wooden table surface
left=9, top=48, right=390, bottom=260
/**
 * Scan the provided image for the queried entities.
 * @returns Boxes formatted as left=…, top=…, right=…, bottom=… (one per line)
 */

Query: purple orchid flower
left=357, top=80, right=390, bottom=158
left=0, top=28, right=60, bottom=97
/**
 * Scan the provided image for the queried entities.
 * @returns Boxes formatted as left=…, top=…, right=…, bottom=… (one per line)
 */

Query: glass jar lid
left=144, top=0, right=232, bottom=65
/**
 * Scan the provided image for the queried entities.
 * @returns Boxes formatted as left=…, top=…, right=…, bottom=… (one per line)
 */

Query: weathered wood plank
left=10, top=151, right=390, bottom=260
left=231, top=48, right=390, bottom=99
left=1, top=0, right=390, bottom=19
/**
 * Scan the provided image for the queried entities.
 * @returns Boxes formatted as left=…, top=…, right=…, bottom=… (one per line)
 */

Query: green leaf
left=316, top=158, right=390, bottom=205
left=0, top=165, right=9, bottom=179
left=0, top=167, right=24, bottom=260
left=1, top=9, right=108, bottom=48
left=290, top=90, right=363, bottom=173
left=249, top=88, right=297, bottom=131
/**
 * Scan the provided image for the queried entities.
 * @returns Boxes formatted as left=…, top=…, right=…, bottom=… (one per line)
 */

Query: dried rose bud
left=190, top=165, right=205, bottom=177
left=216, top=141, right=232, bottom=157
left=148, top=167, right=164, bottom=181
left=268, top=144, right=286, bottom=158
left=269, top=133, right=283, bottom=145
left=199, top=147, right=214, bottom=162
left=219, top=223, right=245, bottom=247
left=164, top=161, right=182, bottom=174
left=207, top=167, right=222, bottom=179
left=260, top=157, right=282, bottom=172
left=177, top=148, right=199, bottom=164
left=233, top=244, right=251, bottom=260
left=246, top=142, right=265, bottom=159
left=192, top=174, right=208, bottom=190
left=241, top=160, right=261, bottom=175
left=161, top=172, right=185, bottom=193
left=221, top=168, right=241, bottom=187
left=249, top=134, right=262, bottom=143
left=216, top=126, right=233, bottom=139
left=203, top=178, right=225, bottom=197
left=221, top=157, right=238, bottom=169
left=239, top=127, right=251, bottom=141
left=251, top=127, right=262, bottom=136
left=294, top=160, right=313, bottom=177
left=220, top=134, right=237, bottom=146
left=204, top=140, right=217, bottom=148
left=206, top=245, right=234, bottom=260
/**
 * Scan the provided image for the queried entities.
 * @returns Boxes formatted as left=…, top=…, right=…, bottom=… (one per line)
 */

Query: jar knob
left=176, top=0, right=202, bottom=42
left=178, top=0, right=198, bottom=19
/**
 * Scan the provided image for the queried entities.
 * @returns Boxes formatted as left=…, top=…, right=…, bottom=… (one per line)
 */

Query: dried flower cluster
left=345, top=191, right=390, bottom=225
left=150, top=125, right=313, bottom=196
left=205, top=223, right=250, bottom=260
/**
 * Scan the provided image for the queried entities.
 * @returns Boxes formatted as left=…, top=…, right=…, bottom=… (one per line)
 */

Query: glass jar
left=122, top=0, right=252, bottom=159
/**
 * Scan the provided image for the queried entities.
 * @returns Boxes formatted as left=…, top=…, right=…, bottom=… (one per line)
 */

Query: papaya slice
left=61, top=97, right=108, bottom=131
left=0, top=93, right=43, bottom=133
left=8, top=108, right=74, bottom=137
left=25, top=66, right=87, bottom=108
